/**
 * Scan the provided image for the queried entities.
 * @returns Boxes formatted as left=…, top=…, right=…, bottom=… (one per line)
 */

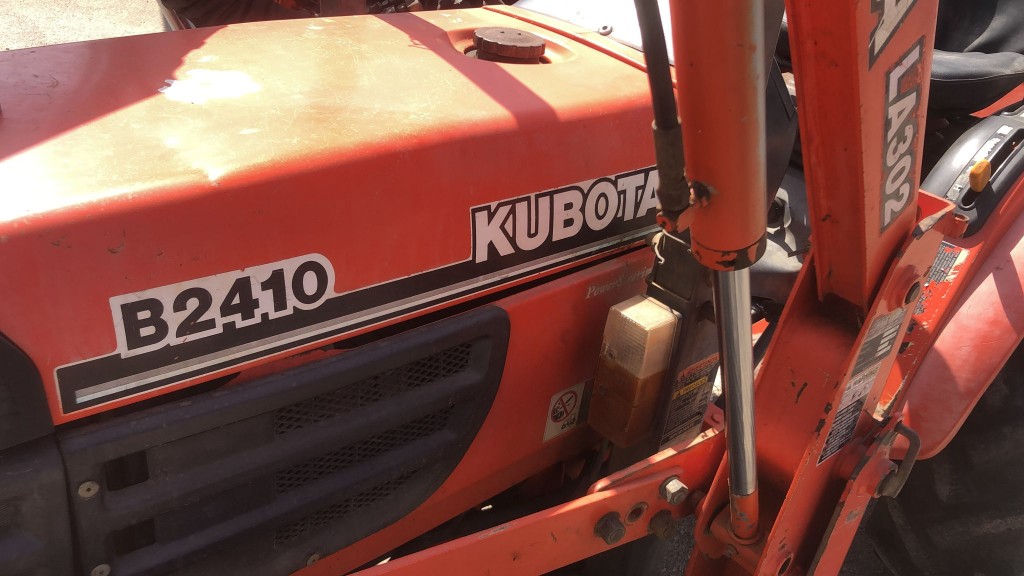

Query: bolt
left=594, top=512, right=626, bottom=545
left=904, top=281, right=922, bottom=305
left=648, top=510, right=676, bottom=539
left=598, top=25, right=613, bottom=36
left=305, top=553, right=321, bottom=566
left=659, top=476, right=689, bottom=506
left=690, top=490, right=707, bottom=511
left=724, top=545, right=738, bottom=558
left=91, top=564, right=111, bottom=576
left=78, top=481, right=100, bottom=500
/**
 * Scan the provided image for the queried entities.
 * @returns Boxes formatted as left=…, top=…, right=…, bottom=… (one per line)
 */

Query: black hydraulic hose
left=633, top=0, right=690, bottom=218
left=633, top=0, right=677, bottom=131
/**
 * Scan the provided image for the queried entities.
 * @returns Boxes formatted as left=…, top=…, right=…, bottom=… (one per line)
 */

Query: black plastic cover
left=59, top=306, right=509, bottom=576
left=921, top=113, right=1024, bottom=236
left=0, top=438, right=75, bottom=575
left=0, top=334, right=53, bottom=451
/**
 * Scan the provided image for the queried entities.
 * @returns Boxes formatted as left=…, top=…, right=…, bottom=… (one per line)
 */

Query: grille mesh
left=0, top=499, right=15, bottom=528
left=274, top=408, right=453, bottom=494
left=273, top=343, right=473, bottom=435
left=274, top=472, right=417, bottom=545
left=267, top=343, right=472, bottom=544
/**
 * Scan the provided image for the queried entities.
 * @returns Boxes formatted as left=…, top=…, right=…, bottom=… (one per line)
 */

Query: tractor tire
left=869, top=347, right=1024, bottom=576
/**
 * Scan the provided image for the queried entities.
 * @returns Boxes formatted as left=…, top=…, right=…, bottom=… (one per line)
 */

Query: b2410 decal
left=111, top=255, right=335, bottom=357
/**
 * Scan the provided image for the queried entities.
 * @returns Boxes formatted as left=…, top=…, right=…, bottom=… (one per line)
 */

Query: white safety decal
left=544, top=382, right=586, bottom=442
left=818, top=306, right=907, bottom=464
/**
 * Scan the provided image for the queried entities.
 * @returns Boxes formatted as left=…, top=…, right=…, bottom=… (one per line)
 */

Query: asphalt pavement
left=1, top=0, right=165, bottom=51
left=1, top=2, right=894, bottom=574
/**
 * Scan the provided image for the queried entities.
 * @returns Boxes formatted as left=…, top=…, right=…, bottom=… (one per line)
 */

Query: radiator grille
left=273, top=343, right=473, bottom=435
left=274, top=408, right=454, bottom=494
left=59, top=307, right=508, bottom=576
left=274, top=472, right=417, bottom=545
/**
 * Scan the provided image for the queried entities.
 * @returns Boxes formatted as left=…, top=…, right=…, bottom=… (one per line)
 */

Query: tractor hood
left=0, top=8, right=659, bottom=422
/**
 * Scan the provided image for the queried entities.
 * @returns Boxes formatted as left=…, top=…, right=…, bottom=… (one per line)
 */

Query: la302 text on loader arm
left=2, top=0, right=1024, bottom=574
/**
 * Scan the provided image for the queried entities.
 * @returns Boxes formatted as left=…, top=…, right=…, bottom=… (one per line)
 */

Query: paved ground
left=1, top=0, right=165, bottom=51
left=2, top=2, right=894, bottom=574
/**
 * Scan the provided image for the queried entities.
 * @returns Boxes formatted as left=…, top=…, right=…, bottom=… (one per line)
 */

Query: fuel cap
left=473, top=27, right=546, bottom=63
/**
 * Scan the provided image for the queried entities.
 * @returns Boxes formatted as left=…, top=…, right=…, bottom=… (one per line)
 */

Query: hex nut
left=648, top=510, right=676, bottom=540
left=91, top=564, right=112, bottom=576
left=659, top=476, right=689, bottom=506
left=78, top=481, right=100, bottom=500
left=306, top=553, right=321, bottom=566
left=594, top=512, right=626, bottom=545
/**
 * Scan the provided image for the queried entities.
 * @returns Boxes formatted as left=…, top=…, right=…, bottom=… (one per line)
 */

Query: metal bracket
left=878, top=422, right=921, bottom=498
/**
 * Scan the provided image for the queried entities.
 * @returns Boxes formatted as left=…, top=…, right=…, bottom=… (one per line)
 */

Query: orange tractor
left=2, top=1, right=1024, bottom=575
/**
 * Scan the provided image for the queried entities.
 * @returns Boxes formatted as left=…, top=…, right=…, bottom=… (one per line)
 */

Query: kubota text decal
left=472, top=168, right=660, bottom=263
left=55, top=167, right=658, bottom=413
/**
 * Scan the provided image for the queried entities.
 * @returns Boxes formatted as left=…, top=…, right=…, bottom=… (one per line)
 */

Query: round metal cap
left=473, top=27, right=546, bottom=60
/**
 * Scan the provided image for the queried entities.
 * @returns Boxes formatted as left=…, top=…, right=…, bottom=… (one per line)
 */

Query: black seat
left=931, top=0, right=1024, bottom=114
left=778, top=0, right=1024, bottom=116
left=931, top=51, right=1024, bottom=115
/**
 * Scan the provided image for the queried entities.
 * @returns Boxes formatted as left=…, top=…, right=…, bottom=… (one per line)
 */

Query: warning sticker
left=929, top=241, right=966, bottom=284
left=544, top=382, right=587, bottom=441
left=818, top=307, right=907, bottom=464
left=660, top=354, right=719, bottom=449
left=918, top=241, right=969, bottom=313
left=819, top=364, right=881, bottom=463
left=851, top=307, right=906, bottom=376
